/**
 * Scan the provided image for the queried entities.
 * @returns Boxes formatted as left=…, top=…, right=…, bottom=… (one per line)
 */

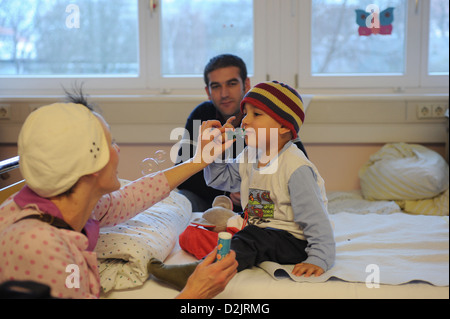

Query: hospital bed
left=0, top=149, right=448, bottom=299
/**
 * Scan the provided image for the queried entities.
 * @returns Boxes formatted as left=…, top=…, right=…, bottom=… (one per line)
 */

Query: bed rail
left=0, top=156, right=24, bottom=204
left=0, top=156, right=19, bottom=175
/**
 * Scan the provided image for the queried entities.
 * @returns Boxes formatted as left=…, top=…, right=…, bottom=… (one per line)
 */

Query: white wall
left=1, top=94, right=448, bottom=144
left=1, top=94, right=448, bottom=190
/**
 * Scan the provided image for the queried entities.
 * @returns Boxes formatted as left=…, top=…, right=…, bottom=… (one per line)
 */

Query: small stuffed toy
left=191, top=195, right=237, bottom=233
left=179, top=195, right=244, bottom=259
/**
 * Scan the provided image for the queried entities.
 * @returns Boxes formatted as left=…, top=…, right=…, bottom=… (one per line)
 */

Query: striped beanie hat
left=240, top=81, right=305, bottom=139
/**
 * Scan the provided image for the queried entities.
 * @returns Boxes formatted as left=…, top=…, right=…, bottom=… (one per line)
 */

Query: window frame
left=0, top=0, right=447, bottom=96
left=0, top=0, right=149, bottom=95
left=297, top=0, right=430, bottom=91
left=146, top=0, right=267, bottom=92
left=0, top=0, right=267, bottom=95
left=420, top=0, right=449, bottom=88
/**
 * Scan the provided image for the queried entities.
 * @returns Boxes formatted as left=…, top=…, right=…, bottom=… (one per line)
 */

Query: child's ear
left=280, top=126, right=291, bottom=136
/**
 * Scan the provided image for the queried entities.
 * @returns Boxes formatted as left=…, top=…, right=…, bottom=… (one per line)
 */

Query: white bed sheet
left=260, top=212, right=449, bottom=286
left=102, top=192, right=449, bottom=299
left=102, top=237, right=449, bottom=299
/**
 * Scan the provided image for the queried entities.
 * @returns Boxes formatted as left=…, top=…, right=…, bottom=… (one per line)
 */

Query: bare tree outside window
left=160, top=0, right=253, bottom=76
left=0, top=0, right=139, bottom=76
left=0, top=0, right=446, bottom=80
left=429, top=0, right=449, bottom=74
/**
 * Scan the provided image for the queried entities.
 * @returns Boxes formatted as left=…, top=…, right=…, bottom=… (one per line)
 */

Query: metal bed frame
left=0, top=156, right=19, bottom=176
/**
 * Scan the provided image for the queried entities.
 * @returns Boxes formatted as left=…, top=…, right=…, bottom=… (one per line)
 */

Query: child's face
left=241, top=103, right=283, bottom=150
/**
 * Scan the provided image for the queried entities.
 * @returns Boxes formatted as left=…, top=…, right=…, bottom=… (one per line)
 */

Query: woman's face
left=94, top=114, right=121, bottom=195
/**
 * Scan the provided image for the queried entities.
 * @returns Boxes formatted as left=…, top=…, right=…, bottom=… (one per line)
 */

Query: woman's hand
left=176, top=248, right=238, bottom=299
left=193, top=118, right=236, bottom=165
left=163, top=118, right=236, bottom=191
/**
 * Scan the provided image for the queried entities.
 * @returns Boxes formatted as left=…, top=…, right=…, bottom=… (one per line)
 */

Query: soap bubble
left=154, top=150, right=167, bottom=164
left=140, top=150, right=168, bottom=176
left=140, top=157, right=159, bottom=176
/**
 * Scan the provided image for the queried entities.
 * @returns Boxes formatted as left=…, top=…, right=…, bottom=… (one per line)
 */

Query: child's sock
left=147, top=258, right=200, bottom=291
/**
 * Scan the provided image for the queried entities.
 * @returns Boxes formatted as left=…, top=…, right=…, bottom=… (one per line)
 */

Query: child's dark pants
left=231, top=225, right=308, bottom=272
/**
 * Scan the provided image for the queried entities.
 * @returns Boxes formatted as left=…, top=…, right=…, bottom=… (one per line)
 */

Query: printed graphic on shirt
left=244, top=189, right=274, bottom=222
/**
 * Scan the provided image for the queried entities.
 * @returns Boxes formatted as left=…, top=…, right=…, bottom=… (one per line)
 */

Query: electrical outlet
left=417, top=103, right=448, bottom=119
left=432, top=104, right=448, bottom=118
left=0, top=104, right=11, bottom=120
left=417, top=104, right=432, bottom=119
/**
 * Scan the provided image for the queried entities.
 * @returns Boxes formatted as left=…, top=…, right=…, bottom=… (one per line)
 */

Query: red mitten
left=179, top=225, right=219, bottom=259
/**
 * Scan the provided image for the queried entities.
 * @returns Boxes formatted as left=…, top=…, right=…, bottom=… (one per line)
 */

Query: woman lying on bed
left=0, top=91, right=238, bottom=299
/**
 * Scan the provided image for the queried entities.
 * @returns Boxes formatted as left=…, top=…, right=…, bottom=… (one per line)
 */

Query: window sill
left=0, top=92, right=448, bottom=144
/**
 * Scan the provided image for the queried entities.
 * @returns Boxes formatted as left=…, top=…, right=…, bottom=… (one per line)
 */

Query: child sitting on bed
left=148, top=81, right=335, bottom=289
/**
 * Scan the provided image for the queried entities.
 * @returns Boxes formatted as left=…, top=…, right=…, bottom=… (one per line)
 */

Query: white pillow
left=359, top=143, right=449, bottom=201
left=96, top=190, right=192, bottom=294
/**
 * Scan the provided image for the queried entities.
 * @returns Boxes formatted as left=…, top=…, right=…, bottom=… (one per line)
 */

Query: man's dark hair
left=203, top=54, right=248, bottom=86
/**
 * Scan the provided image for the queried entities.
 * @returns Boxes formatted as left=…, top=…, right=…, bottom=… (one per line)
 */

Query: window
left=160, top=0, right=254, bottom=77
left=311, top=0, right=406, bottom=75
left=0, top=0, right=139, bottom=76
left=428, top=0, right=449, bottom=75
left=299, top=0, right=449, bottom=91
left=0, top=0, right=259, bottom=93
left=0, top=0, right=447, bottom=95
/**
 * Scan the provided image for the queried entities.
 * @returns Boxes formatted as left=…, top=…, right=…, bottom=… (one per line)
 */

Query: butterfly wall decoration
left=355, top=7, right=394, bottom=36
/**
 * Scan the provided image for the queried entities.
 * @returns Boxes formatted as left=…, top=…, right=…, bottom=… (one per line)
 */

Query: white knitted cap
left=18, top=103, right=110, bottom=198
